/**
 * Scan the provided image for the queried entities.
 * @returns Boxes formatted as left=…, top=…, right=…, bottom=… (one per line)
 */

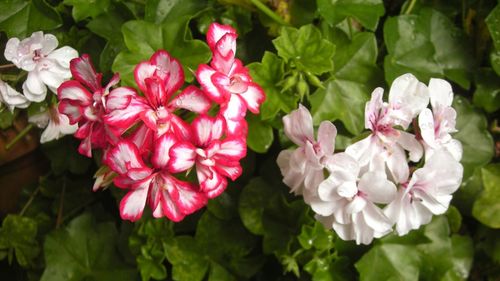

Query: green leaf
left=0, top=109, right=14, bottom=129
left=473, top=69, right=500, bottom=113
left=311, top=32, right=380, bottom=135
left=452, top=96, right=494, bottom=179
left=273, top=24, right=336, bottom=75
left=63, top=0, right=110, bottom=21
left=0, top=0, right=62, bottom=38
left=383, top=8, right=474, bottom=88
left=248, top=51, right=298, bottom=120
left=472, top=164, right=500, bottom=228
left=491, top=50, right=500, bottom=76
left=137, top=255, right=167, bottom=281
left=317, top=0, right=385, bottom=31
left=298, top=221, right=334, bottom=251
left=165, top=236, right=209, bottom=281
left=238, top=177, right=275, bottom=235
left=246, top=114, right=274, bottom=153
left=486, top=4, right=500, bottom=50
left=41, top=213, right=137, bottom=281
left=0, top=215, right=39, bottom=267
left=41, top=137, right=91, bottom=175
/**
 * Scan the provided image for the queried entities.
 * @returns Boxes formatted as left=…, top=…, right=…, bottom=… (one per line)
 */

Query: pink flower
left=105, top=139, right=207, bottom=222
left=418, top=78, right=462, bottom=161
left=196, top=23, right=265, bottom=136
left=346, top=74, right=428, bottom=183
left=105, top=50, right=211, bottom=151
left=384, top=149, right=463, bottom=235
left=57, top=54, right=122, bottom=157
left=277, top=104, right=337, bottom=203
left=168, top=115, right=247, bottom=198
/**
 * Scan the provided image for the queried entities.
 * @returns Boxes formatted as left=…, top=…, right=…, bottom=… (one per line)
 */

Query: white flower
left=384, top=149, right=463, bottom=236
left=418, top=78, right=462, bottom=161
left=0, top=79, right=30, bottom=112
left=4, top=31, right=78, bottom=102
left=28, top=105, right=78, bottom=143
left=315, top=153, right=397, bottom=245
left=345, top=74, right=428, bottom=183
left=277, top=104, right=337, bottom=203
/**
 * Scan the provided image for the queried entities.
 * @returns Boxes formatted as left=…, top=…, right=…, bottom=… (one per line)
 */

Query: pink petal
left=196, top=64, right=225, bottom=103
left=206, top=23, right=237, bottom=50
left=168, top=142, right=197, bottom=173
left=239, top=83, right=265, bottom=114
left=144, top=76, right=167, bottom=108
left=119, top=180, right=150, bottom=222
left=57, top=80, right=92, bottom=105
left=106, top=87, right=135, bottom=111
left=150, top=50, right=184, bottom=96
left=283, top=104, right=314, bottom=146
left=317, top=121, right=337, bottom=156
left=78, top=134, right=92, bottom=158
left=169, top=85, right=211, bottom=114
left=365, top=88, right=384, bottom=131
left=151, top=133, right=177, bottom=169
left=70, top=54, right=102, bottom=92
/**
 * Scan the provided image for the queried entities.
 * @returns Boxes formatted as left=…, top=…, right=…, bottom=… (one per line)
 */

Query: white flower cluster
left=277, top=74, right=463, bottom=245
left=1, top=31, right=78, bottom=143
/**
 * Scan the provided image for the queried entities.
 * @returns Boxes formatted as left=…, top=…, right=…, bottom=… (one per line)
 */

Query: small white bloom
left=0, top=79, right=30, bottom=112
left=418, top=78, right=462, bottom=161
left=384, top=149, right=463, bottom=236
left=4, top=31, right=78, bottom=102
left=29, top=105, right=78, bottom=143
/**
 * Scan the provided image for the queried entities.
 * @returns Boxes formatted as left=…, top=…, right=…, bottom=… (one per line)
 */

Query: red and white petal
left=224, top=118, right=247, bottom=137
left=196, top=65, right=225, bottom=103
left=191, top=115, right=224, bottom=147
left=150, top=50, right=184, bottom=96
left=164, top=174, right=207, bottom=214
left=152, top=133, right=177, bottom=169
left=78, top=134, right=93, bottom=158
left=214, top=160, right=242, bottom=181
left=196, top=164, right=226, bottom=198
left=57, top=80, right=93, bottom=105
left=106, top=87, right=135, bottom=111
left=221, top=94, right=246, bottom=121
left=206, top=23, right=237, bottom=50
left=70, top=54, right=102, bottom=92
left=239, top=83, right=265, bottom=114
left=119, top=180, right=150, bottom=222
left=170, top=115, right=192, bottom=141
left=170, top=85, right=211, bottom=114
left=58, top=100, right=83, bottom=124
left=105, top=141, right=145, bottom=174
left=216, top=138, right=247, bottom=160
left=168, top=142, right=197, bottom=173
left=140, top=109, right=159, bottom=132
left=105, top=97, right=148, bottom=131
left=159, top=189, right=185, bottom=222
left=126, top=167, right=153, bottom=181
left=144, top=77, right=167, bottom=108
left=128, top=124, right=154, bottom=154
left=134, top=61, right=156, bottom=93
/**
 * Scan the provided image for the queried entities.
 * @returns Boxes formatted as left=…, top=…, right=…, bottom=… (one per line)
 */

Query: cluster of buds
left=278, top=74, right=463, bottom=244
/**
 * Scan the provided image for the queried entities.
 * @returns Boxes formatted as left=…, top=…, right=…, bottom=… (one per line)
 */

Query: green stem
left=19, top=185, right=41, bottom=216
left=0, top=64, right=16, bottom=70
left=5, top=123, right=34, bottom=150
left=56, top=179, right=66, bottom=229
left=249, top=0, right=288, bottom=26
left=347, top=17, right=353, bottom=39
left=404, top=0, right=418, bottom=15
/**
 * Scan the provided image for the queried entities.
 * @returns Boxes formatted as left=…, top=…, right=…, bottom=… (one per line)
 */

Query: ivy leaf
left=317, top=0, right=385, bottom=31
left=41, top=213, right=137, bottom=281
left=136, top=255, right=167, bottom=281
left=0, top=215, right=39, bottom=267
left=473, top=69, right=500, bottom=113
left=311, top=32, right=381, bottom=135
left=472, top=164, right=500, bottom=228
left=239, top=177, right=275, bottom=235
left=63, top=0, right=110, bottom=22
left=165, top=236, right=208, bottom=281
left=491, top=50, right=500, bottom=76
left=486, top=4, right=500, bottom=50
left=246, top=114, right=274, bottom=154
left=0, top=0, right=62, bottom=38
left=248, top=51, right=298, bottom=120
left=297, top=221, right=334, bottom=251
left=383, top=8, right=474, bottom=88
left=273, top=24, right=335, bottom=75
left=452, top=96, right=494, bottom=179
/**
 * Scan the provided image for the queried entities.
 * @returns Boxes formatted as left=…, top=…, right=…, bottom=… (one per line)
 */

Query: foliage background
left=0, top=0, right=499, bottom=280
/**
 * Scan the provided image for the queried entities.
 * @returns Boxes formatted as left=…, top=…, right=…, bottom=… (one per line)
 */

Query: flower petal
left=106, top=87, right=134, bottom=111
left=429, top=78, right=453, bottom=108
left=152, top=133, right=177, bottom=169
left=196, top=64, right=225, bottom=103
left=69, top=54, right=102, bottom=92
left=206, top=22, right=237, bottom=50
left=168, top=142, right=197, bottom=173
left=57, top=80, right=92, bottom=105
left=170, top=85, right=211, bottom=114
left=283, top=104, right=314, bottom=146
left=119, top=180, right=150, bottom=221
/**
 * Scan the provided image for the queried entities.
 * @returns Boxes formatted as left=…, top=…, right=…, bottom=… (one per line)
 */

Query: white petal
left=397, top=131, right=423, bottom=162
left=429, top=78, right=453, bottom=108
left=388, top=73, right=429, bottom=119
left=358, top=171, right=397, bottom=204
left=283, top=104, right=314, bottom=146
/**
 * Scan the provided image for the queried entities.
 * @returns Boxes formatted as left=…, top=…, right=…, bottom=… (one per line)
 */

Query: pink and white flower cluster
left=278, top=74, right=463, bottom=244
left=56, top=23, right=265, bottom=222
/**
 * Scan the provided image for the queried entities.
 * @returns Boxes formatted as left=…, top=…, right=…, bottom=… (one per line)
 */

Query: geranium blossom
left=169, top=115, right=246, bottom=198
left=345, top=74, right=428, bottom=183
left=384, top=150, right=463, bottom=235
left=105, top=50, right=211, bottom=151
left=28, top=105, right=78, bottom=143
left=0, top=79, right=30, bottom=111
left=106, top=140, right=207, bottom=222
left=4, top=31, right=78, bottom=102
left=196, top=23, right=265, bottom=135
left=277, top=104, right=336, bottom=204
left=57, top=54, right=122, bottom=157
left=418, top=78, right=462, bottom=161
left=315, top=153, right=396, bottom=245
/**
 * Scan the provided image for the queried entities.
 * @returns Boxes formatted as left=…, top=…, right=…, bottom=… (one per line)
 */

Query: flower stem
left=55, top=178, right=66, bottom=229
left=19, top=185, right=41, bottom=216
left=249, top=0, right=289, bottom=26
left=0, top=64, right=16, bottom=70
left=5, top=124, right=34, bottom=151
left=404, top=0, right=418, bottom=15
